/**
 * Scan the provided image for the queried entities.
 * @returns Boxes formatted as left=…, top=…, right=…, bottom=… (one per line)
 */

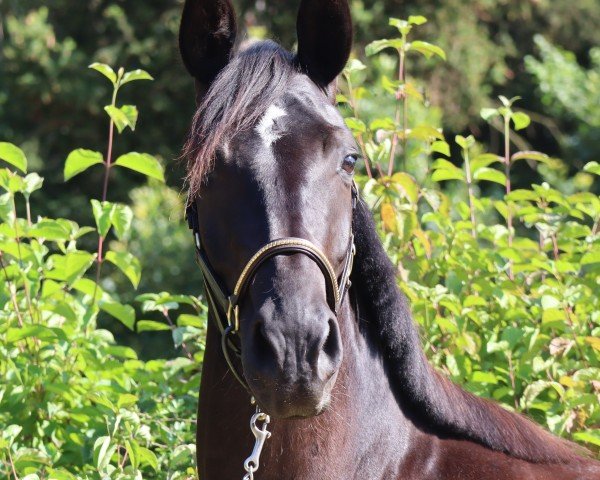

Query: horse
left=179, top=0, right=600, bottom=478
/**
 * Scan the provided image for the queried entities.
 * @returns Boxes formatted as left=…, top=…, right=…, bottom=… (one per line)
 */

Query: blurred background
left=1, top=0, right=599, bottom=356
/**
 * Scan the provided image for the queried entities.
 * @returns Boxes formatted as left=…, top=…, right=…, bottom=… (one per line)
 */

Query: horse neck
left=197, top=301, right=414, bottom=480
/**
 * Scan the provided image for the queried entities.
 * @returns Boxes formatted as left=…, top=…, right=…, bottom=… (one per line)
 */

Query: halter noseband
left=186, top=183, right=357, bottom=393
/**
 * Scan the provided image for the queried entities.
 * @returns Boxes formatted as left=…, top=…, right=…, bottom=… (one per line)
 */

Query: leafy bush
left=0, top=14, right=598, bottom=480
left=342, top=17, right=600, bottom=451
left=0, top=66, right=203, bottom=479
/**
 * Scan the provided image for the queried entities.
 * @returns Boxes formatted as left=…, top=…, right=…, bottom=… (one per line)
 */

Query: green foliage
left=1, top=11, right=599, bottom=479
left=344, top=17, right=600, bottom=454
left=0, top=69, right=202, bottom=478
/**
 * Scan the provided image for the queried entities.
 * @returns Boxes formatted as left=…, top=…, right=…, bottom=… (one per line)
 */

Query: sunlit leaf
left=89, top=63, right=117, bottom=85
left=121, top=69, right=154, bottom=86
left=99, top=300, right=135, bottom=330
left=137, top=320, right=171, bottom=332
left=104, top=105, right=138, bottom=133
left=381, top=203, right=397, bottom=232
left=0, top=142, right=27, bottom=173
left=105, top=251, right=141, bottom=288
left=583, top=161, right=600, bottom=176
left=473, top=168, right=507, bottom=186
left=64, top=149, right=103, bottom=181
left=113, top=153, right=165, bottom=182
left=110, top=204, right=133, bottom=240
left=410, top=41, right=446, bottom=60
left=480, top=108, right=499, bottom=122
left=91, top=200, right=115, bottom=237
left=366, top=38, right=404, bottom=56
left=511, top=151, right=550, bottom=163
left=511, top=111, right=531, bottom=131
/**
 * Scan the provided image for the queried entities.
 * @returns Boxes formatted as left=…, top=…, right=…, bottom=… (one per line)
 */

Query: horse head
left=180, top=0, right=355, bottom=419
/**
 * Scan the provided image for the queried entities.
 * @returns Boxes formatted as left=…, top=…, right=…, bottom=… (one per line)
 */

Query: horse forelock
left=182, top=40, right=296, bottom=198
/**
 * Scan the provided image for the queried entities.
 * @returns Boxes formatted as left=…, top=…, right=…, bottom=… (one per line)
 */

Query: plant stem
left=0, top=252, right=24, bottom=329
left=92, top=85, right=118, bottom=305
left=162, top=308, right=193, bottom=360
left=11, top=196, right=35, bottom=320
left=388, top=49, right=406, bottom=176
left=7, top=449, right=18, bottom=480
left=463, top=147, right=477, bottom=238
left=346, top=76, right=374, bottom=178
left=25, top=197, right=32, bottom=226
left=503, top=115, right=514, bottom=280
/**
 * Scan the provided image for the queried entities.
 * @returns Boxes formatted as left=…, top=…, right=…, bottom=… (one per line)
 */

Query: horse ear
left=179, top=0, right=237, bottom=97
left=296, top=0, right=353, bottom=88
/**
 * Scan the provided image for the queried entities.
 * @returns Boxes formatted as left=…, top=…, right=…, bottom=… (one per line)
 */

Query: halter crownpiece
left=186, top=182, right=357, bottom=393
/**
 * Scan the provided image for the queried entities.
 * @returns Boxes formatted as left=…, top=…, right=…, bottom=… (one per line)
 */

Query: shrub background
left=0, top=1, right=599, bottom=478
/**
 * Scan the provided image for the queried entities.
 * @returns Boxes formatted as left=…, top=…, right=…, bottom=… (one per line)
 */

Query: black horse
left=179, top=0, right=600, bottom=478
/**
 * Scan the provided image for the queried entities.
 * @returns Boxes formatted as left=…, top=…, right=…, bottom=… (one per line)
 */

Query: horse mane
left=351, top=199, right=587, bottom=464
left=182, top=40, right=296, bottom=198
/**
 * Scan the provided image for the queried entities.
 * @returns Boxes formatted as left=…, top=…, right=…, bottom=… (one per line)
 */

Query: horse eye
left=341, top=154, right=358, bottom=174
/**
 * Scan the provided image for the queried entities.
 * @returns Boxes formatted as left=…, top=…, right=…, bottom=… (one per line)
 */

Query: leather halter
left=186, top=183, right=357, bottom=393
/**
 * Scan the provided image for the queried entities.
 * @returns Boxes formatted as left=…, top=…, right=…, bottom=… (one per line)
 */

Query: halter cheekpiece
left=186, top=183, right=357, bottom=393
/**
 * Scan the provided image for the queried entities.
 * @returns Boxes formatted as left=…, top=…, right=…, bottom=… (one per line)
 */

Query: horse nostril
left=322, top=318, right=340, bottom=359
left=316, top=319, right=341, bottom=381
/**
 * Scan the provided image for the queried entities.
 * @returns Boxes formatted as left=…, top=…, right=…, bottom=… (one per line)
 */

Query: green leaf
left=410, top=41, right=446, bottom=60
left=388, top=18, right=410, bottom=34
left=0, top=142, right=27, bottom=173
left=431, top=140, right=450, bottom=157
left=177, top=314, right=206, bottom=328
left=365, top=38, right=404, bottom=56
left=28, top=219, right=71, bottom=241
left=64, top=149, right=103, bottom=181
left=91, top=200, right=115, bottom=237
left=121, top=69, right=154, bottom=86
left=23, top=173, right=44, bottom=197
left=344, top=117, right=367, bottom=134
left=3, top=425, right=22, bottom=446
left=455, top=135, right=475, bottom=150
left=105, top=251, right=141, bottom=288
left=6, top=325, right=58, bottom=343
left=511, top=111, right=531, bottom=131
left=343, top=59, right=366, bottom=75
left=473, top=168, right=507, bottom=185
left=573, top=430, right=600, bottom=447
left=511, top=151, right=550, bottom=163
left=114, top=153, right=165, bottom=182
left=138, top=447, right=158, bottom=471
left=581, top=251, right=600, bottom=265
left=0, top=169, right=24, bottom=193
left=110, top=204, right=133, bottom=240
left=391, top=172, right=419, bottom=204
left=431, top=169, right=465, bottom=182
left=125, top=439, right=140, bottom=470
left=104, top=105, right=138, bottom=133
left=471, top=371, right=498, bottom=384
left=370, top=118, right=396, bottom=131
left=46, top=251, right=96, bottom=285
left=480, top=108, right=499, bottom=122
left=137, top=320, right=171, bottom=332
left=499, top=95, right=520, bottom=107
left=89, top=63, right=117, bottom=85
left=93, top=436, right=116, bottom=471
left=506, top=189, right=539, bottom=202
left=410, top=125, right=443, bottom=141
left=471, top=153, right=502, bottom=172
left=408, top=15, right=428, bottom=25
left=583, top=161, right=600, bottom=176
left=99, top=300, right=135, bottom=330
